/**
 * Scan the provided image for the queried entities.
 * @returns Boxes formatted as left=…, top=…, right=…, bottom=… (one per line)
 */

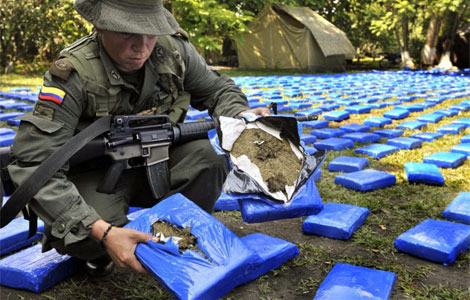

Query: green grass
left=1, top=73, right=469, bottom=300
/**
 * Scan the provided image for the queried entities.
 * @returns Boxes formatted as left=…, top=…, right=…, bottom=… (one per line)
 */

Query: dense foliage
left=0, top=0, right=469, bottom=73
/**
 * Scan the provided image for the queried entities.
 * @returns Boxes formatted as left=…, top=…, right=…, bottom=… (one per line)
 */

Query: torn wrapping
left=215, top=115, right=325, bottom=203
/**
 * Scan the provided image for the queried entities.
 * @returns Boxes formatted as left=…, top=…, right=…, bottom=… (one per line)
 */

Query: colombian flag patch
left=38, top=86, right=66, bottom=104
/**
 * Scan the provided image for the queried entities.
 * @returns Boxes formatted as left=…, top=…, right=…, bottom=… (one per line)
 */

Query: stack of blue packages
left=314, top=263, right=396, bottom=300
left=125, top=193, right=299, bottom=300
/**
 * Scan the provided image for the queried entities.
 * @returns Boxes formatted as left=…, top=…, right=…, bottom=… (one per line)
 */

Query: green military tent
left=235, top=3, right=356, bottom=71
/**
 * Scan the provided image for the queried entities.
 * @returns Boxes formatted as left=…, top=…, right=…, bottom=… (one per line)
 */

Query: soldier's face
left=98, top=29, right=158, bottom=73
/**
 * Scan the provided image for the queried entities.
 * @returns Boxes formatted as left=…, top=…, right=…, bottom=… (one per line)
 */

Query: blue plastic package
left=0, top=244, right=79, bottom=292
left=394, top=219, right=470, bottom=266
left=396, top=121, right=426, bottom=130
left=339, top=123, right=370, bottom=133
left=442, top=192, right=470, bottom=224
left=0, top=112, right=26, bottom=121
left=404, top=162, right=444, bottom=186
left=0, top=217, right=44, bottom=256
left=240, top=233, right=299, bottom=282
left=373, top=129, right=404, bottom=138
left=383, top=108, right=409, bottom=119
left=342, top=132, right=381, bottom=144
left=302, top=202, right=370, bottom=240
left=386, top=137, right=422, bottom=150
left=410, top=132, right=443, bottom=142
left=462, top=135, right=470, bottom=143
left=238, top=175, right=323, bottom=223
left=344, top=105, right=372, bottom=114
left=214, top=192, right=240, bottom=211
left=302, top=120, right=329, bottom=129
left=416, top=113, right=443, bottom=123
left=334, top=169, right=396, bottom=191
left=125, top=194, right=259, bottom=300
left=328, top=156, right=369, bottom=173
left=0, top=133, right=16, bottom=146
left=313, top=263, right=396, bottom=300
left=310, top=128, right=345, bottom=139
left=364, top=117, right=392, bottom=127
left=423, top=152, right=467, bottom=168
left=354, top=143, right=399, bottom=159
left=451, top=143, right=470, bottom=156
left=314, top=138, right=354, bottom=151
left=323, top=110, right=350, bottom=121
left=437, top=123, right=466, bottom=134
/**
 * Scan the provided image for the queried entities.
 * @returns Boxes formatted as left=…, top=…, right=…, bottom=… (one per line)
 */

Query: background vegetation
left=1, top=0, right=469, bottom=74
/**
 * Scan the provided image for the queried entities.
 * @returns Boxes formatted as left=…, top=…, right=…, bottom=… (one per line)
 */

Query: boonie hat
left=74, top=0, right=180, bottom=35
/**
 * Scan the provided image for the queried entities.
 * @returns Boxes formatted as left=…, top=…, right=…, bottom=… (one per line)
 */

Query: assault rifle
left=0, top=113, right=318, bottom=231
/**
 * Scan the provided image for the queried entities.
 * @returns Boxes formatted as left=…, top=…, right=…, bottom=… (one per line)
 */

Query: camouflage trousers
left=44, top=139, right=228, bottom=260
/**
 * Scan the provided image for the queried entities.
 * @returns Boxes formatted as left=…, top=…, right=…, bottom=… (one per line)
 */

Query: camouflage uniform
left=8, top=32, right=249, bottom=260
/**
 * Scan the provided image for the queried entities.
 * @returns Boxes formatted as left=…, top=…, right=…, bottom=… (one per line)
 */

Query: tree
left=0, top=0, right=90, bottom=74
left=437, top=1, right=469, bottom=69
left=164, top=0, right=253, bottom=62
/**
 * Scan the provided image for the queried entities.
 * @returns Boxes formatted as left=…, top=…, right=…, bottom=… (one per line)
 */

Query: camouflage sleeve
left=173, top=37, right=250, bottom=118
left=7, top=71, right=102, bottom=247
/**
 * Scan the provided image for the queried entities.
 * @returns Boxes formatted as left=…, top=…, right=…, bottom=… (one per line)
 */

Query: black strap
left=0, top=116, right=112, bottom=237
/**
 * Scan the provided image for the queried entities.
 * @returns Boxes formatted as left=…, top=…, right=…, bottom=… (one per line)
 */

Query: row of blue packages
left=125, top=193, right=299, bottom=300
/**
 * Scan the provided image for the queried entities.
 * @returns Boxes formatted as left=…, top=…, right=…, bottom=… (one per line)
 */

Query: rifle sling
left=0, top=116, right=112, bottom=238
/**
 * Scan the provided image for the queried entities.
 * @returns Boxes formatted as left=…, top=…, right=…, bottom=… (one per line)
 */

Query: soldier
left=8, top=0, right=269, bottom=277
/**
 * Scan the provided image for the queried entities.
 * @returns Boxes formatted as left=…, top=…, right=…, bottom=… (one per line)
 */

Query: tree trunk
left=421, top=15, right=441, bottom=66
left=400, top=16, right=415, bottom=68
left=437, top=4, right=467, bottom=69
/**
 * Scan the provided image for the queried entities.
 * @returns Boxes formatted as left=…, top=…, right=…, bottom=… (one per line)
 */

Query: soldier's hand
left=90, top=220, right=157, bottom=275
left=104, top=226, right=157, bottom=274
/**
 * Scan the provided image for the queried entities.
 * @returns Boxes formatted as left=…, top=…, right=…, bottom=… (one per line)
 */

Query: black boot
left=84, top=255, right=115, bottom=278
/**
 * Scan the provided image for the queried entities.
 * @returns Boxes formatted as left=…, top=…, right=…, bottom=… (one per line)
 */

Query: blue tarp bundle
left=404, top=162, right=444, bottom=186
left=313, top=263, right=396, bottom=300
left=125, top=194, right=298, bottom=299
left=423, top=152, right=467, bottom=168
left=363, top=116, right=392, bottom=127
left=451, top=143, right=470, bottom=156
left=342, top=132, right=381, bottom=144
left=328, top=156, right=369, bottom=173
left=0, top=244, right=79, bottom=292
left=442, top=192, right=470, bottom=224
left=314, top=138, right=354, bottom=151
left=322, top=110, right=350, bottom=121
left=0, top=217, right=44, bottom=256
left=302, top=202, right=370, bottom=240
left=354, top=143, right=399, bottom=159
left=410, top=132, right=443, bottom=142
left=214, top=192, right=241, bottom=211
left=236, top=173, right=323, bottom=223
left=373, top=129, right=404, bottom=139
left=394, top=219, right=470, bottom=266
left=396, top=121, right=427, bottom=130
left=386, top=137, right=422, bottom=150
left=335, top=169, right=396, bottom=191
left=339, top=123, right=370, bottom=133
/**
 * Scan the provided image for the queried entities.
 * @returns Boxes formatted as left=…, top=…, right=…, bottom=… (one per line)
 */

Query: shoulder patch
left=38, top=86, right=66, bottom=105
left=49, top=59, right=74, bottom=81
